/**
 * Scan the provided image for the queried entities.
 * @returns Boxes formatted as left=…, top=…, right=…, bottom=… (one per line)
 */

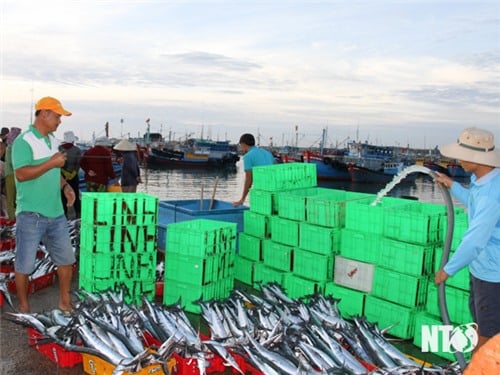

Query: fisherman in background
left=12, top=96, right=76, bottom=313
left=80, top=137, right=117, bottom=192
left=434, top=127, right=500, bottom=354
left=113, top=139, right=141, bottom=192
left=233, top=133, right=275, bottom=207
left=59, top=131, right=82, bottom=217
left=4, top=127, right=22, bottom=219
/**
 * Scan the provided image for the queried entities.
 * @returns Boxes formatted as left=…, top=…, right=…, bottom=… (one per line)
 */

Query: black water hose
left=434, top=172, right=468, bottom=370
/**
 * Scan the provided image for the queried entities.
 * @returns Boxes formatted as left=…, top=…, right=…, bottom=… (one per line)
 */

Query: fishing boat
left=302, top=150, right=350, bottom=180
left=145, top=141, right=239, bottom=171
left=348, top=161, right=418, bottom=184
left=296, top=129, right=351, bottom=180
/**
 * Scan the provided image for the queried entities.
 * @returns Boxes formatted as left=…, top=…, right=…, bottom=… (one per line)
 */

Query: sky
left=1, top=0, right=499, bottom=149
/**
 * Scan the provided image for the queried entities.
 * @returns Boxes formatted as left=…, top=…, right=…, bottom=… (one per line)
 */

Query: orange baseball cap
left=35, top=96, right=72, bottom=116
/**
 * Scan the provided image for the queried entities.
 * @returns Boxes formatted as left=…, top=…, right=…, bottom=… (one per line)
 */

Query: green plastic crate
left=364, top=295, right=417, bottom=339
left=262, top=240, right=293, bottom=272
left=81, top=192, right=158, bottom=226
left=324, top=282, right=365, bottom=317
left=278, top=187, right=333, bottom=221
left=340, top=228, right=381, bottom=264
left=79, top=277, right=155, bottom=306
left=238, top=232, right=262, bottom=261
left=299, top=222, right=340, bottom=255
left=166, top=219, right=236, bottom=256
left=305, top=189, right=349, bottom=228
left=234, top=255, right=255, bottom=285
left=441, top=209, right=468, bottom=251
left=433, top=247, right=470, bottom=291
left=164, top=252, right=214, bottom=285
left=252, top=163, right=317, bottom=191
left=249, top=189, right=280, bottom=216
left=293, top=248, right=334, bottom=282
left=80, top=223, right=157, bottom=253
left=426, top=284, right=473, bottom=325
left=413, top=311, right=473, bottom=362
left=270, top=216, right=299, bottom=247
left=243, top=211, right=270, bottom=239
left=378, top=237, right=434, bottom=276
left=283, top=274, right=325, bottom=299
left=345, top=197, right=416, bottom=235
left=383, top=202, right=444, bottom=244
left=372, top=267, right=428, bottom=308
left=79, top=250, right=157, bottom=281
left=253, top=263, right=289, bottom=289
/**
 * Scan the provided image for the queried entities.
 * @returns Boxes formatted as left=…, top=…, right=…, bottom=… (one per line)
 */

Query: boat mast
left=320, top=128, right=327, bottom=155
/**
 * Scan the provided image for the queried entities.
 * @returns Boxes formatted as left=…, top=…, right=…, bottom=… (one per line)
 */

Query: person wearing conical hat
left=434, top=127, right=500, bottom=354
left=113, top=139, right=141, bottom=192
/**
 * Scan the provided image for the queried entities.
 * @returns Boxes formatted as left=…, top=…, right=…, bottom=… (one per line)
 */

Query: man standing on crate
left=233, top=133, right=275, bottom=207
left=12, top=96, right=76, bottom=313
left=434, top=127, right=500, bottom=353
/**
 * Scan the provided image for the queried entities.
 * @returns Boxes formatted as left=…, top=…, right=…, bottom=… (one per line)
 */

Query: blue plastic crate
left=158, top=199, right=248, bottom=250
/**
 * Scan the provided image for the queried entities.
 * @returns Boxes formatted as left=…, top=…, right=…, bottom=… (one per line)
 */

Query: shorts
left=469, top=274, right=500, bottom=337
left=15, top=212, right=75, bottom=274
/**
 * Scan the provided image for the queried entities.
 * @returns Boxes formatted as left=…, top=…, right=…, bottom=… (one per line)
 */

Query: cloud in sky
left=1, top=0, right=499, bottom=148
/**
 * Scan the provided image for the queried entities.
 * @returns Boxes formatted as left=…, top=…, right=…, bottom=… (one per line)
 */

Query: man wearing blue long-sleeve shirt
left=434, top=127, right=500, bottom=354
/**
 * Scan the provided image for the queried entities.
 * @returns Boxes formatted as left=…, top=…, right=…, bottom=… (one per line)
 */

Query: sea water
left=137, top=160, right=467, bottom=207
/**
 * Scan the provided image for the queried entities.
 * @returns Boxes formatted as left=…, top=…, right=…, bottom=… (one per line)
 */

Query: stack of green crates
left=79, top=193, right=159, bottom=305
left=339, top=196, right=448, bottom=340
left=163, top=219, right=236, bottom=313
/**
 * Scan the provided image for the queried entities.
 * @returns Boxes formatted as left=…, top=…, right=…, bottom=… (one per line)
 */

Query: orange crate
left=82, top=353, right=166, bottom=375
left=27, top=328, right=82, bottom=367
left=144, top=332, right=226, bottom=374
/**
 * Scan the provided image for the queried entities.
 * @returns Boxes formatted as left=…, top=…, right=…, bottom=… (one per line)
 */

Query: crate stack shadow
left=79, top=192, right=159, bottom=305
left=235, top=162, right=473, bottom=362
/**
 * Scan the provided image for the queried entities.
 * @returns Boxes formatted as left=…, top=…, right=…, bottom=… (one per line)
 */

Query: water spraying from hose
left=371, top=165, right=467, bottom=370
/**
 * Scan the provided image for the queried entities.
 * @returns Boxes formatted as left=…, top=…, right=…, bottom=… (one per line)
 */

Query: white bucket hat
left=440, top=127, right=500, bottom=167
left=113, top=139, right=137, bottom=151
left=63, top=131, right=76, bottom=143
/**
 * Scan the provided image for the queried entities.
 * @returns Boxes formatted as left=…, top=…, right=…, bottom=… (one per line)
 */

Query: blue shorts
left=15, top=212, right=76, bottom=274
left=469, top=274, right=500, bottom=337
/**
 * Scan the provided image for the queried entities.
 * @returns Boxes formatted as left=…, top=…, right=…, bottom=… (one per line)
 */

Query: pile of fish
left=5, top=281, right=463, bottom=375
left=195, top=282, right=462, bottom=375
left=4, top=288, right=168, bottom=374
left=0, top=219, right=81, bottom=311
